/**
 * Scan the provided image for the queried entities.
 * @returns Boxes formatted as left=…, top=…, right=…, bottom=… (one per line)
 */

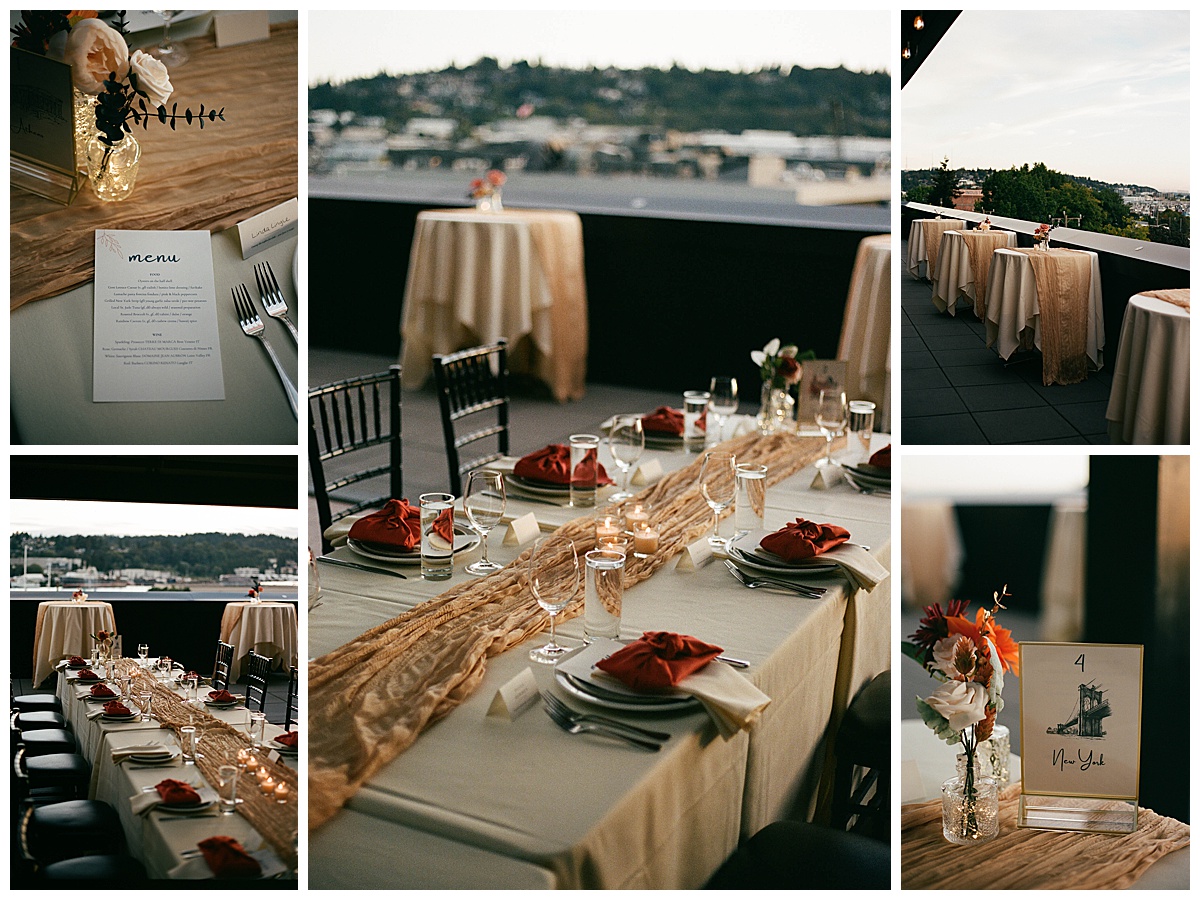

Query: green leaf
left=915, top=696, right=961, bottom=743
left=900, top=641, right=927, bottom=667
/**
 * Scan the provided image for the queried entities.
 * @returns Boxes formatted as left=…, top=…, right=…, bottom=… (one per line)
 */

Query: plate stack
left=839, top=462, right=891, bottom=494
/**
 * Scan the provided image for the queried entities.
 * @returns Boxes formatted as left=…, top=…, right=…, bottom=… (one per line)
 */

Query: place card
left=502, top=512, right=540, bottom=546
left=236, top=198, right=298, bottom=259
left=675, top=536, right=715, bottom=571
left=630, top=459, right=663, bottom=486
left=486, top=668, right=539, bottom=720
left=810, top=466, right=844, bottom=490
left=92, top=230, right=225, bottom=402
left=1018, top=642, right=1143, bottom=834
left=265, top=749, right=282, bottom=765
left=214, top=10, right=271, bottom=48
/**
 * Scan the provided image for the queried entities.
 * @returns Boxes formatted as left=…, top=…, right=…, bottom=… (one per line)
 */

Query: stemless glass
left=607, top=415, right=644, bottom=502
left=708, top=376, right=739, bottom=442
left=815, top=389, right=848, bottom=467
left=848, top=400, right=876, bottom=461
left=217, top=765, right=239, bottom=815
left=699, top=450, right=738, bottom=547
left=464, top=470, right=506, bottom=575
left=138, top=644, right=149, bottom=668
left=528, top=537, right=581, bottom=664
left=149, top=10, right=190, bottom=67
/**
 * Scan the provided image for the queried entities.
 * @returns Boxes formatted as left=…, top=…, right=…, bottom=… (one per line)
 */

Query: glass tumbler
left=734, top=464, right=768, bottom=539
left=180, top=725, right=197, bottom=765
left=584, top=549, right=625, bottom=641
left=249, top=711, right=267, bottom=748
left=569, top=434, right=601, bottom=508
left=420, top=492, right=456, bottom=580
left=683, top=391, right=711, bottom=452
left=848, top=400, right=876, bottom=461
left=217, top=765, right=238, bottom=815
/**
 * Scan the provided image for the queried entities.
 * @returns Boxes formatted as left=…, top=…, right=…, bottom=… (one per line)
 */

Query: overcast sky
left=904, top=454, right=1089, bottom=502
left=902, top=11, right=1189, bottom=191
left=309, top=10, right=890, bottom=84
left=11, top=500, right=298, bottom=539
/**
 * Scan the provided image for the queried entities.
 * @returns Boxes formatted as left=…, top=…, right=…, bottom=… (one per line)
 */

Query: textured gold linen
left=1142, top=289, right=1190, bottom=312
left=1015, top=248, right=1092, bottom=385
left=526, top=214, right=589, bottom=401
left=309, top=432, right=835, bottom=830
left=962, top=231, right=1012, bottom=317
left=902, top=783, right=1189, bottom=889
left=11, top=22, right=298, bottom=310
left=920, top=219, right=965, bottom=281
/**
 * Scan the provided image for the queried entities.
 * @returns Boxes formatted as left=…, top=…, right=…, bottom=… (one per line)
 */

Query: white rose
left=924, top=680, right=987, bottom=732
left=63, top=18, right=129, bottom=96
left=129, top=50, right=173, bottom=109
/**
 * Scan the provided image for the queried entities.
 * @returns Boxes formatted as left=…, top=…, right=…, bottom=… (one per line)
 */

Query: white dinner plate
left=839, top=463, right=890, bottom=486
left=74, top=676, right=104, bottom=685
left=555, top=670, right=698, bottom=713
left=347, top=527, right=480, bottom=564
left=269, top=738, right=299, bottom=754
left=130, top=750, right=180, bottom=764
left=204, top=699, right=240, bottom=709
left=504, top=474, right=570, bottom=497
left=101, top=712, right=140, bottom=722
left=727, top=542, right=840, bottom=576
left=158, top=798, right=217, bottom=815
left=85, top=692, right=121, bottom=703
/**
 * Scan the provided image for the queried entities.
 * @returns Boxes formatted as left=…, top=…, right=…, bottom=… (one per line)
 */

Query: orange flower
left=947, top=609, right=1019, bottom=676
left=486, top=169, right=506, bottom=187
left=67, top=11, right=99, bottom=25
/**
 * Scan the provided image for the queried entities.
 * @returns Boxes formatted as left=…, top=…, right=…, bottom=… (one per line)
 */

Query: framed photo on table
left=795, top=359, right=848, bottom=427
left=1018, top=642, right=1143, bottom=834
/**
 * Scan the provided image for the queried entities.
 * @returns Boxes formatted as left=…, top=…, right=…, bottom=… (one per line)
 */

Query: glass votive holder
left=274, top=781, right=290, bottom=804
left=631, top=524, right=660, bottom=559
left=594, top=504, right=625, bottom=550
left=623, top=502, right=651, bottom=535
left=259, top=776, right=276, bottom=796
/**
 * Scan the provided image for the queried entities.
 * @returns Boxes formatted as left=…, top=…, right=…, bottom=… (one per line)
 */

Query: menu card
left=92, top=230, right=225, bottom=402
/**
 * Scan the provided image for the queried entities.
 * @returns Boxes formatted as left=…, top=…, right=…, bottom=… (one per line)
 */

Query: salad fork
left=543, top=699, right=661, bottom=751
left=232, top=284, right=298, bottom=419
left=254, top=261, right=298, bottom=343
left=724, top=560, right=825, bottom=598
left=541, top=690, right=671, bottom=742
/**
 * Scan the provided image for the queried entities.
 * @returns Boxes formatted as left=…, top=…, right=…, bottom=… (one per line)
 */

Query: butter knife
left=317, top=556, right=407, bottom=579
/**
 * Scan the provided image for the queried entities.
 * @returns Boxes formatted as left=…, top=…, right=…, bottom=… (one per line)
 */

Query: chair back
left=431, top=341, right=510, bottom=496
left=283, top=665, right=298, bottom=731
left=211, top=641, right=234, bottom=692
left=308, top=365, right=403, bottom=553
left=244, top=652, right=271, bottom=714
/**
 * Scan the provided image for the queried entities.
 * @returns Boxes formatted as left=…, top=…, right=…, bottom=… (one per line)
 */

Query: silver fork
left=543, top=700, right=661, bottom=751
left=254, top=260, right=298, bottom=343
left=542, top=691, right=671, bottom=742
left=724, top=560, right=825, bottom=598
left=232, top=284, right=298, bottom=419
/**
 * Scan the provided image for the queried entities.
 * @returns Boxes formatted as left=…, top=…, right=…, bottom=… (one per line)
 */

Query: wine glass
left=138, top=643, right=149, bottom=668
left=708, top=376, right=739, bottom=441
left=464, top=470, right=506, bottom=575
left=607, top=415, right=644, bottom=501
left=308, top=547, right=323, bottom=612
left=528, top=537, right=580, bottom=664
left=816, top=389, right=848, bottom=467
left=698, top=450, right=737, bottom=547
left=149, top=10, right=190, bottom=67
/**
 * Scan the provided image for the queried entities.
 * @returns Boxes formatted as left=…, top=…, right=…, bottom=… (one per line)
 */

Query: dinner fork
left=541, top=691, right=672, bottom=742
left=543, top=700, right=661, bottom=751
left=724, top=560, right=825, bottom=598
left=232, top=284, right=298, bottom=419
left=254, top=260, right=298, bottom=343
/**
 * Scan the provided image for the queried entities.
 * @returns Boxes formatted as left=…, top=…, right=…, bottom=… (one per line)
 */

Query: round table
left=33, top=600, right=117, bottom=687
left=837, top=234, right=890, bottom=431
left=1105, top=292, right=1190, bottom=444
left=906, top=217, right=964, bottom=280
left=931, top=229, right=1017, bottom=317
left=219, top=601, right=298, bottom=682
left=400, top=208, right=589, bottom=402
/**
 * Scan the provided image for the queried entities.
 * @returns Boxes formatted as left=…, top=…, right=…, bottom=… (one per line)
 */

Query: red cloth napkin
left=90, top=683, right=116, bottom=698
left=512, top=445, right=614, bottom=486
left=156, top=778, right=201, bottom=806
left=432, top=508, right=454, bottom=545
left=595, top=631, right=723, bottom=690
left=77, top=669, right=99, bottom=680
left=198, top=836, right=262, bottom=879
left=274, top=731, right=298, bottom=748
left=208, top=690, right=235, bottom=702
left=641, top=407, right=706, bottom=435
left=759, top=518, right=851, bottom=562
left=67, top=656, right=87, bottom=666
left=348, top=498, right=421, bottom=550
left=102, top=700, right=131, bottom=716
left=868, top=444, right=891, bottom=469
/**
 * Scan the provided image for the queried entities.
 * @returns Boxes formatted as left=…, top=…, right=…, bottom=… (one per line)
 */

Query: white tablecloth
left=33, top=600, right=116, bottom=687
left=900, top=502, right=962, bottom=607
left=1105, top=293, right=1190, bottom=445
left=837, top=234, right=891, bottom=431
left=1040, top=498, right=1086, bottom=642
left=219, top=601, right=298, bottom=682
left=930, top=229, right=1017, bottom=316
left=399, top=208, right=588, bottom=402
left=310, top=434, right=891, bottom=888
left=984, top=247, right=1104, bottom=368
left=906, top=218, right=964, bottom=280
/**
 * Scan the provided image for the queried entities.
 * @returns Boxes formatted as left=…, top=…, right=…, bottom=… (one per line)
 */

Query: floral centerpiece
left=469, top=169, right=506, bottom=211
left=1033, top=223, right=1054, bottom=250
left=247, top=586, right=262, bottom=603
left=751, top=338, right=814, bottom=434
left=90, top=628, right=116, bottom=664
left=71, top=589, right=88, bottom=603
left=978, top=217, right=991, bottom=232
left=902, top=585, right=1019, bottom=844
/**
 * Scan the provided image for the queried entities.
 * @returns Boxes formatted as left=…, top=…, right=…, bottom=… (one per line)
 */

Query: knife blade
left=317, top=556, right=407, bottom=579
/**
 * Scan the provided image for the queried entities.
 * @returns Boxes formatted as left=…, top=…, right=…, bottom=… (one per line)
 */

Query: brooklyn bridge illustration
left=1045, top=682, right=1111, bottom=739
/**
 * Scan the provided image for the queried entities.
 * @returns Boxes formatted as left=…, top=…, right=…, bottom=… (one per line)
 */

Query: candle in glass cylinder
left=625, top=504, right=650, bottom=533
left=259, top=776, right=276, bottom=795
left=274, top=782, right=289, bottom=803
left=243, top=755, right=258, bottom=773
left=595, top=515, right=621, bottom=546
left=256, top=766, right=271, bottom=783
left=632, top=525, right=659, bottom=558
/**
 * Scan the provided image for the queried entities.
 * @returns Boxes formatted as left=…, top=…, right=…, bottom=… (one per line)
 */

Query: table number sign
left=1018, top=642, right=1143, bottom=834
left=10, top=48, right=82, bottom=205
left=795, top=359, right=847, bottom=428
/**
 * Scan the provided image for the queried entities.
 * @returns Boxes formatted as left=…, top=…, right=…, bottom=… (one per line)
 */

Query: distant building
left=953, top=189, right=983, bottom=212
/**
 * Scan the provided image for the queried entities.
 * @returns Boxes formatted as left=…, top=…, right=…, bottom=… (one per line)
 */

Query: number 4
left=1075, top=654, right=1085, bottom=672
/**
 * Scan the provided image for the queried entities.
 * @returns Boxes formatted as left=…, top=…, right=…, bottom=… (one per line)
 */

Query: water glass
left=584, top=548, right=625, bottom=641
left=607, top=415, right=644, bottom=502
left=848, top=400, right=876, bottom=461
left=464, top=470, right=505, bottom=575
left=217, top=765, right=239, bottom=815
left=138, top=691, right=152, bottom=722
left=419, top=492, right=456, bottom=580
left=568, top=434, right=601, bottom=508
left=734, top=464, right=768, bottom=538
left=249, top=711, right=267, bottom=748
left=682, top=391, right=711, bottom=452
left=180, top=725, right=198, bottom=765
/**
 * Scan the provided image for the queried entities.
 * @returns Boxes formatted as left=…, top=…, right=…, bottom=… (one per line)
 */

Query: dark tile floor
left=901, top=243, right=1112, bottom=445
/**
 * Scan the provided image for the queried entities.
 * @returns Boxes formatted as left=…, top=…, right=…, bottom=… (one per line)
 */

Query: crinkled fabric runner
left=901, top=783, right=1189, bottom=889
left=1016, top=248, right=1092, bottom=385
left=309, top=432, right=834, bottom=830
left=1142, top=289, right=1190, bottom=312
left=962, top=231, right=1012, bottom=317
left=526, top=213, right=588, bottom=402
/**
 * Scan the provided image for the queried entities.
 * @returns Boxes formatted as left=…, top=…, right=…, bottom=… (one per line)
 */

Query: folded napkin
left=808, top=542, right=890, bottom=593
left=432, top=507, right=454, bottom=545
left=597, top=631, right=724, bottom=690
left=274, top=731, right=298, bottom=748
left=641, top=406, right=706, bottom=435
left=112, top=743, right=171, bottom=763
left=157, top=778, right=201, bottom=806
left=760, top=518, right=851, bottom=562
left=868, top=444, right=891, bottom=469
left=208, top=690, right=235, bottom=703
left=75, top=669, right=100, bottom=680
left=348, top=498, right=421, bottom=551
left=198, top=836, right=263, bottom=879
left=103, top=700, right=132, bottom=716
left=90, top=683, right=117, bottom=698
left=512, top=444, right=614, bottom=486
left=67, top=656, right=87, bottom=666
left=131, top=782, right=216, bottom=816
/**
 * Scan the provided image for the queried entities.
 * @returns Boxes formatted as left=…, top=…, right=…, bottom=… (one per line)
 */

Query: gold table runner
left=309, top=431, right=836, bottom=830
left=11, top=21, right=298, bottom=310
left=902, top=783, right=1189, bottom=889
left=961, top=231, right=1011, bottom=317
left=1014, top=248, right=1092, bottom=385
left=920, top=219, right=965, bottom=281
left=1142, top=289, right=1190, bottom=312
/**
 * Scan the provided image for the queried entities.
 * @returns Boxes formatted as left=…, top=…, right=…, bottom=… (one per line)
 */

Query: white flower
left=129, top=50, right=173, bottom=108
left=64, top=18, right=129, bottom=96
left=924, top=680, right=987, bottom=732
left=931, top=635, right=979, bottom=682
left=751, top=338, right=780, bottom=368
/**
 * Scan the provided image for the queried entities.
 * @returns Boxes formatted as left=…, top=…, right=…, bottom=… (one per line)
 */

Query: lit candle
left=256, top=766, right=271, bottom=782
left=243, top=755, right=258, bottom=773
left=259, top=776, right=276, bottom=795
left=625, top=504, right=650, bottom=533
left=236, top=748, right=249, bottom=764
left=595, top=515, right=621, bottom=545
left=633, top=525, right=659, bottom=557
left=274, top=782, right=289, bottom=803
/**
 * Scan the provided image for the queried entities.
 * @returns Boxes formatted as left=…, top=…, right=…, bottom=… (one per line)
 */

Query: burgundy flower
left=909, top=599, right=969, bottom=661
